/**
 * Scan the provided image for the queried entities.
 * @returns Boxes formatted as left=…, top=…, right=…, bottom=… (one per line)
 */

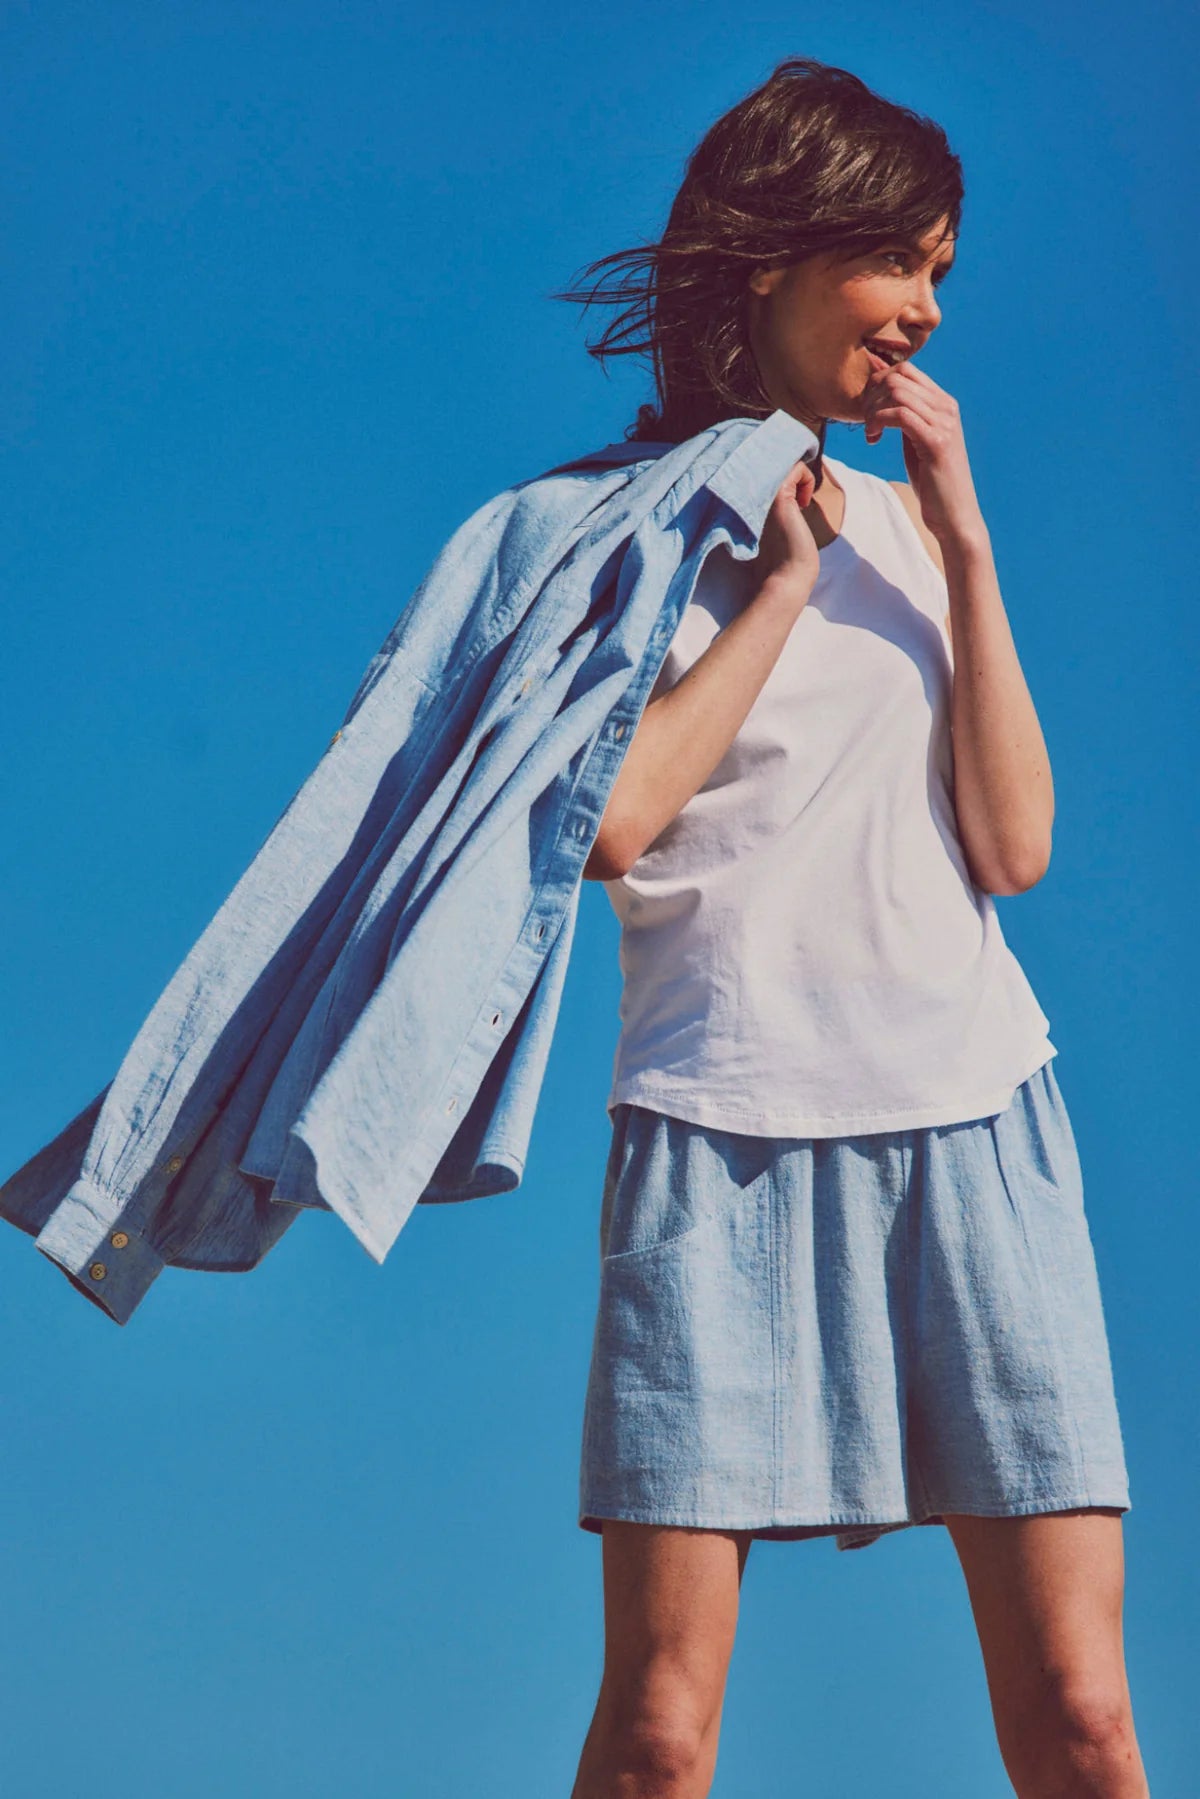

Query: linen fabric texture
left=579, top=1059, right=1132, bottom=1551
left=0, top=411, right=821, bottom=1323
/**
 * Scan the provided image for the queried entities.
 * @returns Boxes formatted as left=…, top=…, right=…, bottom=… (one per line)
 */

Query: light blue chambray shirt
left=0, top=408, right=820, bottom=1325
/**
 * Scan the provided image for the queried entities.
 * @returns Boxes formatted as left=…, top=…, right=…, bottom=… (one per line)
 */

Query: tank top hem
left=606, top=1041, right=1058, bottom=1139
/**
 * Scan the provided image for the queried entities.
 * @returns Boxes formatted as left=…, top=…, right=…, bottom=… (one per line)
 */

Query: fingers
left=864, top=363, right=950, bottom=445
left=884, top=358, right=936, bottom=391
left=868, top=391, right=940, bottom=433
left=779, top=458, right=816, bottom=504
left=866, top=362, right=945, bottom=418
left=865, top=402, right=941, bottom=452
left=871, top=357, right=939, bottom=396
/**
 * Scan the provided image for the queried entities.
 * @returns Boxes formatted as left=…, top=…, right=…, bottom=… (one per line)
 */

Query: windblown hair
left=551, top=57, right=964, bottom=458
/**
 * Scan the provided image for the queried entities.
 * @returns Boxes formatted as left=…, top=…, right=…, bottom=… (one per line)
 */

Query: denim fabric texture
left=579, top=1058, right=1132, bottom=1551
left=0, top=410, right=821, bottom=1323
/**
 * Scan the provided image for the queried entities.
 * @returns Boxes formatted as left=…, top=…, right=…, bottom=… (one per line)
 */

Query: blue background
left=1, top=3, right=1192, bottom=1793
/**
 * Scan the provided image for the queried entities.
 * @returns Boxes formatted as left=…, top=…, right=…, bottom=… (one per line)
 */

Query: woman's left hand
left=863, top=350, right=987, bottom=548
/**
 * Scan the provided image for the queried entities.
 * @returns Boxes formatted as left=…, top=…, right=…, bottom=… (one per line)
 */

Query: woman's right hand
left=753, top=457, right=821, bottom=604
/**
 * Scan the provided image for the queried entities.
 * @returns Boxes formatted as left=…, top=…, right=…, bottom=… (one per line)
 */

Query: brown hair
left=550, top=57, right=964, bottom=458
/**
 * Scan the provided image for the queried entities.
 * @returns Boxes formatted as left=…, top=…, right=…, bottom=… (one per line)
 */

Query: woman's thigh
left=597, top=1521, right=753, bottom=1727
left=943, top=1508, right=1142, bottom=1774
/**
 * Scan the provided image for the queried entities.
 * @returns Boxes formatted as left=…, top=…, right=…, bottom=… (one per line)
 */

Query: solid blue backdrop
left=0, top=3, right=1192, bottom=1793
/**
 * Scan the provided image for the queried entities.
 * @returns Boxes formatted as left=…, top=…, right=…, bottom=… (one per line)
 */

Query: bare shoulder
left=887, top=480, right=946, bottom=579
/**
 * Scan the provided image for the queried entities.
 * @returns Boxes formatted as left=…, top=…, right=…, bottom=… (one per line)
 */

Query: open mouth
left=863, top=340, right=908, bottom=367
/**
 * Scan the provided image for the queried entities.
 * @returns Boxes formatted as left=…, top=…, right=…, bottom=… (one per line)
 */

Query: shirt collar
left=703, top=408, right=822, bottom=541
left=544, top=409, right=822, bottom=542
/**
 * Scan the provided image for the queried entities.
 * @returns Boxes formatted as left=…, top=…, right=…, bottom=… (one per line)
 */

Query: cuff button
left=89, top=1262, right=107, bottom=1281
left=110, top=1231, right=129, bottom=1250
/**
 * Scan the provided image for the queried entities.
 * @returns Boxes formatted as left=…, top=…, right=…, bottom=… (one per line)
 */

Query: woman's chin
left=826, top=393, right=868, bottom=426
left=815, top=377, right=867, bottom=424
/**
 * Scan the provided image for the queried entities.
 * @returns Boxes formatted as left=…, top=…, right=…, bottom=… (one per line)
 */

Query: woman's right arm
left=582, top=458, right=822, bottom=881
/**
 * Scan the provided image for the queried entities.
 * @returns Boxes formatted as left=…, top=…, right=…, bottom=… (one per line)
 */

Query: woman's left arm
left=865, top=359, right=1054, bottom=897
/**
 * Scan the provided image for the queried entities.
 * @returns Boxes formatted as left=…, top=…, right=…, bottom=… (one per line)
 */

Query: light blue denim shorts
left=579, top=1058, right=1131, bottom=1551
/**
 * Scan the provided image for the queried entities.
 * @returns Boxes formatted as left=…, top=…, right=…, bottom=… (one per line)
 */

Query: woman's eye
left=881, top=249, right=950, bottom=287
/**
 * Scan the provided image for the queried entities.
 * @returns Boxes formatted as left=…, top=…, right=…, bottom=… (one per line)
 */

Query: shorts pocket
left=600, top=1107, right=768, bottom=1265
left=995, top=1062, right=1085, bottom=1218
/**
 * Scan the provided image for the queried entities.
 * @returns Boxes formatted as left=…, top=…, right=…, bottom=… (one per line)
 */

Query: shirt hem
left=606, top=1042, right=1057, bottom=1138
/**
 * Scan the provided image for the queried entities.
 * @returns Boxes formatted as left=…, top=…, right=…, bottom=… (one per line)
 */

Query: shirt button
left=89, top=1262, right=107, bottom=1281
left=328, top=729, right=342, bottom=749
left=613, top=722, right=627, bottom=740
left=165, top=1155, right=183, bottom=1174
left=446, top=1096, right=458, bottom=1114
left=110, top=1231, right=129, bottom=1250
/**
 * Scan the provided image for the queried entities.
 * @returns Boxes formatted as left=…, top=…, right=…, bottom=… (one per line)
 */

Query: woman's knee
left=1005, top=1673, right=1141, bottom=1794
left=594, top=1669, right=715, bottom=1790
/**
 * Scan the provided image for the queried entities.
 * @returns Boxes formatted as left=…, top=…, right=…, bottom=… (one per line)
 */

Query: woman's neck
left=804, top=462, right=847, bottom=549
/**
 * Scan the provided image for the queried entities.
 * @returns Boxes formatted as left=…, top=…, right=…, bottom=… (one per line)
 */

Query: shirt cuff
left=34, top=1180, right=165, bottom=1326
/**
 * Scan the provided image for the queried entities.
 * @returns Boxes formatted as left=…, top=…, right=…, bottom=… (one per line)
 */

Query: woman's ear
left=747, top=264, right=785, bottom=298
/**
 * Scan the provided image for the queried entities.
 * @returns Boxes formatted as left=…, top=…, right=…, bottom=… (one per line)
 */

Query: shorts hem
left=578, top=1490, right=1132, bottom=1545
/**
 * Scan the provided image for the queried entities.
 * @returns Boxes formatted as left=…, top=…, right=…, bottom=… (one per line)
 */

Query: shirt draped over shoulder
left=0, top=409, right=821, bottom=1324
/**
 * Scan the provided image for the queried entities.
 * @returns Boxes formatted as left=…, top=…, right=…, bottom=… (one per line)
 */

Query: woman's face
left=746, top=217, right=956, bottom=432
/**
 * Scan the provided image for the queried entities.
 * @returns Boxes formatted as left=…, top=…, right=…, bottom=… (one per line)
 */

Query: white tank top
left=603, top=451, right=1055, bottom=1137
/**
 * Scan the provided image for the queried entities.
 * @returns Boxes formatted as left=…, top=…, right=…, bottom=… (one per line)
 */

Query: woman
left=557, top=58, right=1148, bottom=1798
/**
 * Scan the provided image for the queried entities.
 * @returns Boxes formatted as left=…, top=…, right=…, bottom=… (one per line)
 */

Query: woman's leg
left=943, top=1507, right=1150, bottom=1797
left=570, top=1521, right=753, bottom=1799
